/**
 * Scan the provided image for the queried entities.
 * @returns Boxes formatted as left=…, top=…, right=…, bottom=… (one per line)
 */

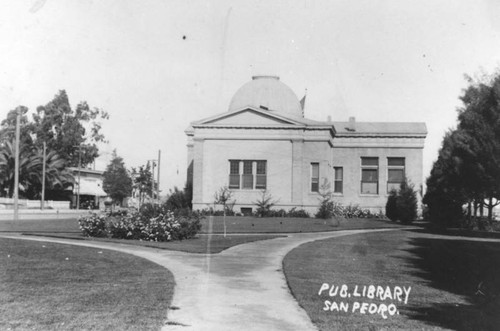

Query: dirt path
left=1, top=229, right=401, bottom=331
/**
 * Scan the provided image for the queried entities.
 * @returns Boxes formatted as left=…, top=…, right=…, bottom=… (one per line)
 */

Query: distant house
left=185, top=76, right=427, bottom=213
left=68, top=167, right=107, bottom=209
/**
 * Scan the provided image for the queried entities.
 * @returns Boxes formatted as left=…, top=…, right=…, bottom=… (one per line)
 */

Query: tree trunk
left=488, top=197, right=493, bottom=221
left=467, top=201, right=472, bottom=227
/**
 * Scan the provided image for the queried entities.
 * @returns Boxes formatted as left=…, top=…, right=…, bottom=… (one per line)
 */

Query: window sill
left=230, top=189, right=266, bottom=191
left=359, top=194, right=379, bottom=197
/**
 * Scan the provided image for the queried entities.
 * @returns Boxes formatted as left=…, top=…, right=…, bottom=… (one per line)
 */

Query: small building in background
left=185, top=76, right=427, bottom=214
left=68, top=167, right=107, bottom=209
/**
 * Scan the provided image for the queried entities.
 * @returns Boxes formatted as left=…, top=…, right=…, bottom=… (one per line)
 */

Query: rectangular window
left=255, top=161, right=267, bottom=189
left=334, top=167, right=343, bottom=194
left=229, top=160, right=240, bottom=189
left=387, top=157, right=405, bottom=192
left=228, top=160, right=266, bottom=190
left=242, top=161, right=254, bottom=189
left=361, top=157, right=378, bottom=194
left=311, top=163, right=320, bottom=192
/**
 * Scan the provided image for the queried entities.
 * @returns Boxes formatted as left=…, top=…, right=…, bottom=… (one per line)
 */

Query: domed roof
left=228, top=76, right=303, bottom=117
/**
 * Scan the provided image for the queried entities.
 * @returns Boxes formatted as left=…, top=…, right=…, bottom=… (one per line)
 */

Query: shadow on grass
left=402, top=236, right=500, bottom=330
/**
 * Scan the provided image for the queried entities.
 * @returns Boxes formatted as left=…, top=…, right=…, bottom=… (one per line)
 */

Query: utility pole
left=148, top=159, right=156, bottom=204
left=157, top=149, right=161, bottom=205
left=13, top=107, right=21, bottom=221
left=41, top=142, right=46, bottom=210
left=73, top=145, right=82, bottom=210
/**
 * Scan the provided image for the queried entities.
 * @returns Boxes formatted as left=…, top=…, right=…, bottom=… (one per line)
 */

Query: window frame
left=228, top=160, right=267, bottom=190
left=334, top=166, right=343, bottom=194
left=311, top=162, right=320, bottom=193
left=229, top=160, right=240, bottom=189
left=360, top=157, right=379, bottom=195
left=387, top=157, right=405, bottom=193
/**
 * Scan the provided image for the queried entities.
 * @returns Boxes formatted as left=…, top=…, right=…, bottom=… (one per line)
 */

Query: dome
left=228, top=76, right=303, bottom=117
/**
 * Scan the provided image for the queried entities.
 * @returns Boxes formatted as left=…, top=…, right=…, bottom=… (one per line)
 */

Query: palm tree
left=0, top=140, right=73, bottom=199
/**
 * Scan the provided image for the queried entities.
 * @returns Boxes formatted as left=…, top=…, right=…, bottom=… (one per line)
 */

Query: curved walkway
left=1, top=228, right=401, bottom=331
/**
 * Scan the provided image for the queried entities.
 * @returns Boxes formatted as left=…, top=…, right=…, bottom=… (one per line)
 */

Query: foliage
left=386, top=180, right=418, bottom=224
left=0, top=91, right=107, bottom=198
left=78, top=203, right=201, bottom=241
left=78, top=213, right=108, bottom=237
left=0, top=139, right=73, bottom=198
left=253, top=190, right=277, bottom=217
left=315, top=179, right=335, bottom=219
left=255, top=207, right=310, bottom=218
left=184, top=181, right=193, bottom=209
left=385, top=189, right=398, bottom=221
left=102, top=150, right=133, bottom=205
left=423, top=131, right=467, bottom=227
left=214, top=186, right=233, bottom=214
left=334, top=203, right=381, bottom=219
left=165, top=186, right=191, bottom=212
left=131, top=161, right=155, bottom=205
left=396, top=180, right=418, bottom=224
left=285, top=208, right=310, bottom=218
left=32, top=90, right=109, bottom=167
left=424, top=72, right=500, bottom=226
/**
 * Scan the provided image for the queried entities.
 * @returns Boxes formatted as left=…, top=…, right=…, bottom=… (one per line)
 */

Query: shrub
left=286, top=207, right=310, bottom=218
left=315, top=180, right=335, bottom=219
left=385, top=179, right=418, bottom=224
left=397, top=181, right=418, bottom=224
left=165, top=186, right=190, bottom=211
left=79, top=206, right=202, bottom=241
left=385, top=189, right=398, bottom=221
left=171, top=212, right=202, bottom=240
left=253, top=190, right=277, bottom=217
left=78, top=213, right=108, bottom=237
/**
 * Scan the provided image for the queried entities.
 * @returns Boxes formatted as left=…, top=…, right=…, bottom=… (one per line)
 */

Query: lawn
left=283, top=229, right=500, bottom=331
left=0, top=216, right=404, bottom=254
left=199, top=215, right=403, bottom=233
left=25, top=232, right=285, bottom=254
left=0, top=237, right=174, bottom=330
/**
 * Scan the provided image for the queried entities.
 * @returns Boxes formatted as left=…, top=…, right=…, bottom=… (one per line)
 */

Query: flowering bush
left=79, top=213, right=108, bottom=238
left=78, top=207, right=201, bottom=242
left=316, top=201, right=382, bottom=219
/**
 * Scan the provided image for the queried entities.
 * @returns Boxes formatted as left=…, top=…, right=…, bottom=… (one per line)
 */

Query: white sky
left=1, top=0, right=500, bottom=194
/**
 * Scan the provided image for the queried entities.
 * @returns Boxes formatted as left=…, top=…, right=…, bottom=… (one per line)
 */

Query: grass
left=0, top=216, right=403, bottom=254
left=283, top=229, right=500, bottom=331
left=0, top=218, right=81, bottom=233
left=199, top=215, right=403, bottom=233
left=0, top=237, right=174, bottom=330
left=25, top=232, right=284, bottom=254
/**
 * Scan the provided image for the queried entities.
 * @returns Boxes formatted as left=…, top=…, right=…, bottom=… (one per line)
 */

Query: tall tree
left=32, top=90, right=109, bottom=167
left=131, top=162, right=155, bottom=206
left=0, top=91, right=107, bottom=200
left=0, top=106, right=35, bottom=149
left=103, top=150, right=133, bottom=206
left=0, top=140, right=73, bottom=199
left=424, top=72, right=500, bottom=226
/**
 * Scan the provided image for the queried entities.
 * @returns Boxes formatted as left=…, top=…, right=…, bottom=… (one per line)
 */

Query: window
left=311, top=163, right=319, bottom=192
left=229, top=160, right=240, bottom=189
left=361, top=157, right=378, bottom=194
left=242, top=161, right=253, bottom=189
left=334, top=167, right=343, bottom=194
left=228, top=160, right=267, bottom=190
left=256, top=161, right=267, bottom=189
left=387, top=157, right=405, bottom=192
